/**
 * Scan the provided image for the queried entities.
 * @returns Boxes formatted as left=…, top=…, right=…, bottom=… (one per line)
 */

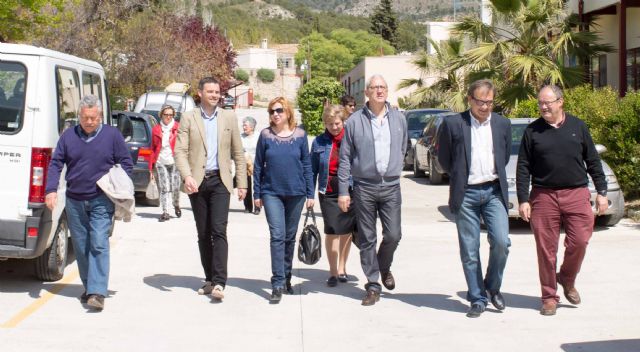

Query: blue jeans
left=66, top=194, right=115, bottom=296
left=454, top=182, right=510, bottom=306
left=262, top=194, right=306, bottom=289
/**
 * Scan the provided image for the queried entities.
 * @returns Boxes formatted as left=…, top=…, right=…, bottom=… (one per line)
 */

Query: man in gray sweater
left=338, top=74, right=408, bottom=306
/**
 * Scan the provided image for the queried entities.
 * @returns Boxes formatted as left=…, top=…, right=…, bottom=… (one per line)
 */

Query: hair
left=539, top=84, right=564, bottom=100
left=340, top=95, right=355, bottom=107
left=365, top=74, right=387, bottom=89
left=159, top=104, right=176, bottom=119
left=242, top=116, right=257, bottom=130
left=78, top=95, right=103, bottom=114
left=267, top=96, right=296, bottom=130
left=198, top=76, right=220, bottom=91
left=467, top=79, right=495, bottom=97
left=322, top=104, right=349, bottom=125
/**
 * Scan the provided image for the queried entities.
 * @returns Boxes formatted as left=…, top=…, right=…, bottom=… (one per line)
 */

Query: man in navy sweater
left=45, top=95, right=133, bottom=311
left=516, top=85, right=608, bottom=316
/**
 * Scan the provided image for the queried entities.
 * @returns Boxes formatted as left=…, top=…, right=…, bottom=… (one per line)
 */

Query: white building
left=425, top=22, right=457, bottom=54
left=236, top=39, right=277, bottom=70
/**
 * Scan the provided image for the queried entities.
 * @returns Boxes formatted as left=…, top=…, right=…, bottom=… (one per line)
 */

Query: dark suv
left=112, top=111, right=158, bottom=205
left=412, top=111, right=457, bottom=183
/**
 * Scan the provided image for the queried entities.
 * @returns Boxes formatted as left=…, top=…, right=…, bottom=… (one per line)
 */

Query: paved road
left=1, top=171, right=640, bottom=350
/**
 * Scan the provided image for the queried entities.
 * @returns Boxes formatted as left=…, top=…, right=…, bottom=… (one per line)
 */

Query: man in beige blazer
left=174, top=76, right=247, bottom=301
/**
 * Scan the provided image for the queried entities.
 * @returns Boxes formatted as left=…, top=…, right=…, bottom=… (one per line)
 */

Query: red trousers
left=530, top=187, right=594, bottom=303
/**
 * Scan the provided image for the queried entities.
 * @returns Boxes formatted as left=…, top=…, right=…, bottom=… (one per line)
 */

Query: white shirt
left=158, top=120, right=175, bottom=166
left=241, top=132, right=259, bottom=160
left=467, top=112, right=498, bottom=185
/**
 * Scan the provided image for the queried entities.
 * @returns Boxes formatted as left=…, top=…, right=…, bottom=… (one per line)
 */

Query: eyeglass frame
left=537, top=97, right=562, bottom=107
left=367, top=85, right=388, bottom=91
left=470, top=96, right=494, bottom=107
left=268, top=107, right=285, bottom=115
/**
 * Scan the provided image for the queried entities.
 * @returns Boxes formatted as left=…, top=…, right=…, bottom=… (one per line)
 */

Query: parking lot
left=1, top=167, right=639, bottom=352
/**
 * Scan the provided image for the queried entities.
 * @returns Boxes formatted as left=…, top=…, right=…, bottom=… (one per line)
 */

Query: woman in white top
left=149, top=105, right=181, bottom=222
left=240, top=116, right=260, bottom=214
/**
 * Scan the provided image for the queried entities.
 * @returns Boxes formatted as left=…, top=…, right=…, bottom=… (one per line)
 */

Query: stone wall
left=243, top=68, right=301, bottom=105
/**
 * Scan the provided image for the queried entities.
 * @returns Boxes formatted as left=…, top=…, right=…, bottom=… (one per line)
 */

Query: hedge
left=297, top=77, right=345, bottom=136
left=256, top=68, right=275, bottom=83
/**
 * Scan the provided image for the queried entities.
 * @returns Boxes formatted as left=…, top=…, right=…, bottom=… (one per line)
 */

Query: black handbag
left=297, top=208, right=322, bottom=265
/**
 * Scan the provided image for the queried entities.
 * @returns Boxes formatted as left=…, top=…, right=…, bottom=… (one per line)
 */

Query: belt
left=468, top=179, right=499, bottom=188
left=204, top=170, right=219, bottom=178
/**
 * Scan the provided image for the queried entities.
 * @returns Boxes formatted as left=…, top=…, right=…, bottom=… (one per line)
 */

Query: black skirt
left=318, top=193, right=357, bottom=235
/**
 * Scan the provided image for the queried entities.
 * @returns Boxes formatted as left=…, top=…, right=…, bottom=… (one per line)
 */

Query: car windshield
left=510, top=123, right=529, bottom=155
left=131, top=118, right=150, bottom=143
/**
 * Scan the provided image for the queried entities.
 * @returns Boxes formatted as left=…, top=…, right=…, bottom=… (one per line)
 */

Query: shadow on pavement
left=143, top=274, right=205, bottom=293
left=227, top=277, right=273, bottom=301
left=385, top=292, right=469, bottom=313
left=294, top=268, right=364, bottom=301
left=561, top=339, right=640, bottom=352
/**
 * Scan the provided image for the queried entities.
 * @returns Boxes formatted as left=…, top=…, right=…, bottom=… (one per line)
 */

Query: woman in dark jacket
left=311, top=104, right=357, bottom=287
left=149, top=104, right=181, bottom=221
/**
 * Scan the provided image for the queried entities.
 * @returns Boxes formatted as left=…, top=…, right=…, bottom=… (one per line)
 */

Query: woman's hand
left=254, top=199, right=262, bottom=208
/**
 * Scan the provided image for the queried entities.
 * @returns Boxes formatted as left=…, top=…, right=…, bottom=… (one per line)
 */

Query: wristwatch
left=597, top=190, right=607, bottom=197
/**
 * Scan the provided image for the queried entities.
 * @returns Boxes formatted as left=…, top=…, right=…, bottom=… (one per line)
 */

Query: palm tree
left=452, top=0, right=612, bottom=111
left=397, top=37, right=468, bottom=112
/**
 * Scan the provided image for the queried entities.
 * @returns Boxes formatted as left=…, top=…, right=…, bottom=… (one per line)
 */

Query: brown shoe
left=381, top=271, right=395, bottom=290
left=557, top=275, right=581, bottom=305
left=540, top=301, right=557, bottom=316
left=87, top=294, right=105, bottom=311
left=361, top=289, right=380, bottom=306
left=158, top=213, right=170, bottom=222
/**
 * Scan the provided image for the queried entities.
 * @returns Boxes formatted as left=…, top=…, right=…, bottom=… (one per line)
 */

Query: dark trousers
left=353, top=182, right=402, bottom=291
left=234, top=175, right=254, bottom=212
left=530, top=187, right=594, bottom=303
left=188, top=174, right=231, bottom=286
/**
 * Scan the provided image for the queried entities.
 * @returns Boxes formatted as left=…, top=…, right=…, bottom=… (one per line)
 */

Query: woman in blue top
left=253, top=96, right=315, bottom=303
left=311, top=104, right=357, bottom=288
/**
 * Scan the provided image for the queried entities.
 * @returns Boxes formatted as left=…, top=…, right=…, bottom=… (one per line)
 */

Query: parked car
left=0, top=43, right=131, bottom=281
left=112, top=110, right=158, bottom=206
left=506, top=118, right=625, bottom=226
left=133, top=84, right=195, bottom=122
left=222, top=94, right=235, bottom=109
left=403, top=108, right=449, bottom=170
left=412, top=111, right=457, bottom=183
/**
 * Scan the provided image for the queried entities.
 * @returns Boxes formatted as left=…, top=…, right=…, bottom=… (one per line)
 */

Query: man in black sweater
left=516, top=85, right=608, bottom=316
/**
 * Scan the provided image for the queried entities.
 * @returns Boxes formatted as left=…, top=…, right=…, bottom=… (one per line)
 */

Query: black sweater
left=516, top=114, right=607, bottom=203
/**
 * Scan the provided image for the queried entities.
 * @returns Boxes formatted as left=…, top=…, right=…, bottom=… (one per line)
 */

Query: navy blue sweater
left=253, top=127, right=314, bottom=199
left=46, top=125, right=134, bottom=201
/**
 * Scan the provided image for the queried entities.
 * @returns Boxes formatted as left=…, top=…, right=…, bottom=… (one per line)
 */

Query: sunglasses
left=268, top=107, right=285, bottom=115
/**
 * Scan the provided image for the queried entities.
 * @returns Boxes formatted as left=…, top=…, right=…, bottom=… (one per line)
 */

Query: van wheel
left=429, top=156, right=443, bottom=184
left=35, top=215, right=69, bottom=281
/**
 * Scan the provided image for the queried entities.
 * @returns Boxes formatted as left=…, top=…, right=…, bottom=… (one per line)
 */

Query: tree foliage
left=257, top=68, right=276, bottom=83
left=370, top=0, right=399, bottom=49
left=0, top=0, right=64, bottom=42
left=297, top=77, right=345, bottom=136
left=235, top=69, right=250, bottom=83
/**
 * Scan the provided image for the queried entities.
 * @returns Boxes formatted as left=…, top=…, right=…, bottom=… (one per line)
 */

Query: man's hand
left=254, top=199, right=262, bottom=209
left=45, top=192, right=57, bottom=211
left=338, top=195, right=350, bottom=213
left=519, top=202, right=531, bottom=222
left=184, top=176, right=199, bottom=194
left=306, top=198, right=315, bottom=209
left=596, top=194, right=608, bottom=215
left=237, top=188, right=247, bottom=201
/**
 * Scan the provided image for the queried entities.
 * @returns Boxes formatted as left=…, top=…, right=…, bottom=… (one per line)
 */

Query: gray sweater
left=338, top=103, right=408, bottom=196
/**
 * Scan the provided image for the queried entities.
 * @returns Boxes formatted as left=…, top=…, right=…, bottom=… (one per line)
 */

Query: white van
left=0, top=43, right=113, bottom=280
left=133, top=82, right=195, bottom=121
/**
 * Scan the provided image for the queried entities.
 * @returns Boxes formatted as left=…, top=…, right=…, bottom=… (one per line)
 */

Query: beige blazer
left=174, top=107, right=247, bottom=194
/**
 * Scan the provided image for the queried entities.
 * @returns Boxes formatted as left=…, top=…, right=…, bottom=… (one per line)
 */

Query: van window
left=82, top=72, right=103, bottom=101
left=56, top=67, right=80, bottom=134
left=0, top=62, right=27, bottom=134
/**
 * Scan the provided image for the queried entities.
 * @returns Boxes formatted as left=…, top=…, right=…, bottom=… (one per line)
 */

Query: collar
left=364, top=102, right=389, bottom=120
left=78, top=124, right=103, bottom=139
left=469, top=111, right=491, bottom=126
left=200, top=107, right=218, bottom=120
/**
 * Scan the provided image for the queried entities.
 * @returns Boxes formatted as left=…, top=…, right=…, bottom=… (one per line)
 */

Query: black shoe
left=253, top=207, right=261, bottom=215
left=158, top=213, right=170, bottom=222
left=269, top=288, right=283, bottom=303
left=381, top=271, right=395, bottom=290
left=80, top=291, right=89, bottom=304
left=174, top=206, right=182, bottom=218
left=490, top=291, right=506, bottom=311
left=327, top=276, right=338, bottom=287
left=87, top=294, right=105, bottom=311
left=244, top=209, right=252, bottom=213
left=285, top=277, right=294, bottom=295
left=466, top=303, right=485, bottom=318
left=337, top=274, right=348, bottom=283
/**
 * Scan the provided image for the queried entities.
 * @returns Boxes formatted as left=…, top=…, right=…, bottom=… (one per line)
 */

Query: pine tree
left=370, top=0, right=398, bottom=49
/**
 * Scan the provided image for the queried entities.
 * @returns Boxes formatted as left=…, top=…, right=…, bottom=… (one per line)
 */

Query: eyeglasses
left=471, top=97, right=494, bottom=107
left=537, top=97, right=561, bottom=107
left=268, top=107, right=285, bottom=115
left=368, top=85, right=388, bottom=91
left=162, top=113, right=175, bottom=117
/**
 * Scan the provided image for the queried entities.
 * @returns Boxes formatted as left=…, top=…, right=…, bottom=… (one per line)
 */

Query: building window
left=591, top=55, right=607, bottom=88
left=627, top=47, right=640, bottom=92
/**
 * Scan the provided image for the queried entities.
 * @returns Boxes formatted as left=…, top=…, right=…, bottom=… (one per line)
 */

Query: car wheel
left=413, top=153, right=424, bottom=177
left=35, top=214, right=69, bottom=281
left=429, top=155, right=443, bottom=184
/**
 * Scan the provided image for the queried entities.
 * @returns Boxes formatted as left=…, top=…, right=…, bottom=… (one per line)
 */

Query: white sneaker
left=211, top=284, right=225, bottom=300
left=198, top=281, right=213, bottom=295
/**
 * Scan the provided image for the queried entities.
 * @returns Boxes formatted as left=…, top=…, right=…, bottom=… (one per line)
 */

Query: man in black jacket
left=438, top=79, right=512, bottom=318
left=516, top=85, right=608, bottom=316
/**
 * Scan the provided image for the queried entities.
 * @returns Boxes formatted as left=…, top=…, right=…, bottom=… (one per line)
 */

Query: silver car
left=506, top=118, right=625, bottom=226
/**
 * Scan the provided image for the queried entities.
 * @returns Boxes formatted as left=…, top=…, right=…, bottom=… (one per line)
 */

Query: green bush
left=510, top=99, right=538, bottom=118
left=234, top=69, right=249, bottom=83
left=297, top=77, right=345, bottom=136
left=256, top=68, right=275, bottom=83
